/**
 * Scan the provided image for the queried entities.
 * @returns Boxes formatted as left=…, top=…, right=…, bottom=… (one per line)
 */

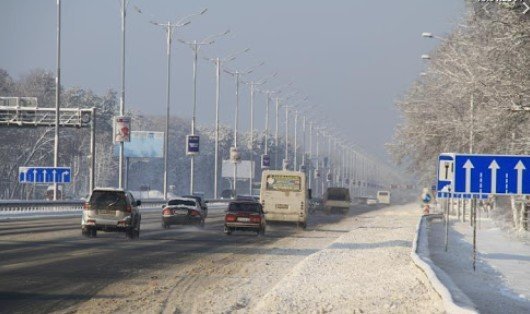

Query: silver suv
left=82, top=188, right=141, bottom=239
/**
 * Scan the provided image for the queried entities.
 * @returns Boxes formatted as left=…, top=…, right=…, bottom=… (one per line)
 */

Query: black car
left=162, top=197, right=206, bottom=229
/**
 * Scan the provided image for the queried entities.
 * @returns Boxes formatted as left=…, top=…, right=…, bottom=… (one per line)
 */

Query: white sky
left=0, top=0, right=464, bottom=158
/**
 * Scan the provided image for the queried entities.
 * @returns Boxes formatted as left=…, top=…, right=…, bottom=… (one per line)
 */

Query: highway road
left=0, top=204, right=375, bottom=313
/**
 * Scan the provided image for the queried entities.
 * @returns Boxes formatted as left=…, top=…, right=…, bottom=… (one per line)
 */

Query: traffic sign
left=261, top=154, right=270, bottom=169
left=437, top=153, right=530, bottom=197
left=186, top=135, right=200, bottom=155
left=19, top=167, right=71, bottom=184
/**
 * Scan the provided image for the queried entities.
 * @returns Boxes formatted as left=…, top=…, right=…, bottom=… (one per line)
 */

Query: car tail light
left=86, top=219, right=95, bottom=225
left=117, top=220, right=127, bottom=226
left=125, top=205, right=132, bottom=213
left=189, top=210, right=200, bottom=217
left=225, top=214, right=236, bottom=222
left=83, top=203, right=91, bottom=210
left=250, top=215, right=261, bottom=223
left=163, top=209, right=172, bottom=216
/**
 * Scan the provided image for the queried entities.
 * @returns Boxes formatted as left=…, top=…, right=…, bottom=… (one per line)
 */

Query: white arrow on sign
left=463, top=159, right=474, bottom=193
left=515, top=160, right=526, bottom=195
left=488, top=160, right=500, bottom=194
left=43, top=169, right=48, bottom=183
left=52, top=169, right=57, bottom=183
left=523, top=2, right=530, bottom=15
left=33, top=169, right=38, bottom=183
left=61, top=171, right=69, bottom=183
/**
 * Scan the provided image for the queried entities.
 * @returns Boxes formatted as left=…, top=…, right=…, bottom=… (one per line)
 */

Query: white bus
left=260, top=170, right=309, bottom=229
left=376, top=191, right=391, bottom=205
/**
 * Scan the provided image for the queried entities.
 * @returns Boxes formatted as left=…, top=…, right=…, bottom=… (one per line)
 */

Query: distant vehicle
left=323, top=187, right=351, bottom=214
left=260, top=170, right=309, bottom=229
left=376, top=191, right=391, bottom=205
left=224, top=201, right=266, bottom=235
left=236, top=195, right=259, bottom=202
left=81, top=188, right=142, bottom=239
left=162, top=197, right=205, bottom=229
left=46, top=185, right=63, bottom=200
left=366, top=198, right=378, bottom=206
left=182, top=194, right=208, bottom=218
left=221, top=189, right=236, bottom=200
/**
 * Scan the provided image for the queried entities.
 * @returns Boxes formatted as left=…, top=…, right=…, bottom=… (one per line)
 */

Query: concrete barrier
left=411, top=214, right=478, bottom=314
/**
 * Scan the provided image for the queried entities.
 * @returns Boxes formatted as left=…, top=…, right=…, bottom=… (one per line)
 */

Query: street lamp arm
left=175, top=8, right=207, bottom=26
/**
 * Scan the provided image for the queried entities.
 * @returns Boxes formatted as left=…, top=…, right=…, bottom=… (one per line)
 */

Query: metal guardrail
left=0, top=200, right=167, bottom=216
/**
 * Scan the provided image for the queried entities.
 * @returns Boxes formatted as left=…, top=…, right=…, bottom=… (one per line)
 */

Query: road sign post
left=436, top=152, right=530, bottom=271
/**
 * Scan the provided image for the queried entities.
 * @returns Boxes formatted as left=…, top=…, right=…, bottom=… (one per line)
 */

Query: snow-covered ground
left=61, top=203, right=443, bottom=313
left=427, top=217, right=530, bottom=313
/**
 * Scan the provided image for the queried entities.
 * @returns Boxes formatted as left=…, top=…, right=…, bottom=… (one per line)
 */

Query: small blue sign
left=186, top=135, right=200, bottom=155
left=437, top=153, right=530, bottom=197
left=19, top=167, right=71, bottom=184
left=261, top=154, right=270, bottom=169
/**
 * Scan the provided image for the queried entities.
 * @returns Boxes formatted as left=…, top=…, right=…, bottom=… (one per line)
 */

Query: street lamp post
left=178, top=30, right=230, bottom=194
left=150, top=9, right=207, bottom=200
left=204, top=48, right=249, bottom=199
left=243, top=74, right=275, bottom=194
left=53, top=0, right=62, bottom=200
left=224, top=63, right=263, bottom=196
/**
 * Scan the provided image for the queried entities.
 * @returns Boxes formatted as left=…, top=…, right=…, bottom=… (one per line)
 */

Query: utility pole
left=53, top=0, right=62, bottom=200
left=150, top=9, right=206, bottom=200
left=179, top=30, right=229, bottom=195
left=205, top=48, right=249, bottom=199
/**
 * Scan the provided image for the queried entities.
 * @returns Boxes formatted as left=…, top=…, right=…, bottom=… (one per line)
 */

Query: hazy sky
left=0, top=0, right=464, bottom=158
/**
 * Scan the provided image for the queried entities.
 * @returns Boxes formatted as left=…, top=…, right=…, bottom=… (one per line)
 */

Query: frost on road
left=68, top=204, right=443, bottom=313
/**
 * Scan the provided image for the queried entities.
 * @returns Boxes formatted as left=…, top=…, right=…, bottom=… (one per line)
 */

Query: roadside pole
left=445, top=187, right=451, bottom=252
left=89, top=107, right=96, bottom=193
left=473, top=197, right=477, bottom=271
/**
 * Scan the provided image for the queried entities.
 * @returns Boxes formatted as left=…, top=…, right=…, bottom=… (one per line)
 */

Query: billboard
left=113, top=131, right=164, bottom=158
left=186, top=135, right=200, bottom=155
left=222, top=160, right=254, bottom=179
left=114, top=116, right=131, bottom=143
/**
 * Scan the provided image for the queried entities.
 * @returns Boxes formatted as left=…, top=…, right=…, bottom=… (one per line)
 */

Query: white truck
left=323, top=187, right=351, bottom=214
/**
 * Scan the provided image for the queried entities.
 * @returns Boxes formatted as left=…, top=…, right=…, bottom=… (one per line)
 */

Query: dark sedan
left=162, top=197, right=205, bottom=229
left=224, top=201, right=266, bottom=236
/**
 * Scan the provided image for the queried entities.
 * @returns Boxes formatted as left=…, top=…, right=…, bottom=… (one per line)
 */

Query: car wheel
left=126, top=228, right=134, bottom=239
left=82, top=228, right=90, bottom=237
left=300, top=221, right=307, bottom=230
left=224, top=226, right=232, bottom=235
left=162, top=222, right=170, bottom=229
left=199, top=219, right=205, bottom=229
left=90, top=228, right=97, bottom=238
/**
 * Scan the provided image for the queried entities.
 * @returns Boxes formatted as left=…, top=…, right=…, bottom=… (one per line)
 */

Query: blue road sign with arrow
left=18, top=167, right=71, bottom=184
left=437, top=153, right=530, bottom=197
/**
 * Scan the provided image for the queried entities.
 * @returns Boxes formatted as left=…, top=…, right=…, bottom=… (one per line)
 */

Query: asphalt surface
left=0, top=204, right=378, bottom=313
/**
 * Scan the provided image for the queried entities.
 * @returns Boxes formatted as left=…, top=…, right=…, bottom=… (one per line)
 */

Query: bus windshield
left=265, top=175, right=301, bottom=192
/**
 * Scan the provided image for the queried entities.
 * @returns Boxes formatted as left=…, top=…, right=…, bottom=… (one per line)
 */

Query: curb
left=411, top=215, right=478, bottom=314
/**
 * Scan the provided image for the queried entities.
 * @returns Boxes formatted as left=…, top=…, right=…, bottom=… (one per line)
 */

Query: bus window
left=265, top=175, right=301, bottom=192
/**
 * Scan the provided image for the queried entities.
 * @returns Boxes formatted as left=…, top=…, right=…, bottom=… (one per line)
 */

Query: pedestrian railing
left=0, top=199, right=167, bottom=217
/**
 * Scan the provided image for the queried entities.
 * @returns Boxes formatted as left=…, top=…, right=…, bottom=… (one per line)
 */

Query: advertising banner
left=186, top=135, right=200, bottom=156
left=114, top=116, right=131, bottom=143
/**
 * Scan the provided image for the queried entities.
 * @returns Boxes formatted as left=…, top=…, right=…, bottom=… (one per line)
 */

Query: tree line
left=0, top=68, right=292, bottom=200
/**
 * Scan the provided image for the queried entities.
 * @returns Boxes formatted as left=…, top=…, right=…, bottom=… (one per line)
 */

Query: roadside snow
left=427, top=217, right=530, bottom=313
left=252, top=204, right=443, bottom=313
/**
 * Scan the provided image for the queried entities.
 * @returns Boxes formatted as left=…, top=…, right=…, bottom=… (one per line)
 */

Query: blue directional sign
left=19, top=167, right=71, bottom=184
left=186, top=135, right=200, bottom=156
left=437, top=153, right=530, bottom=197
